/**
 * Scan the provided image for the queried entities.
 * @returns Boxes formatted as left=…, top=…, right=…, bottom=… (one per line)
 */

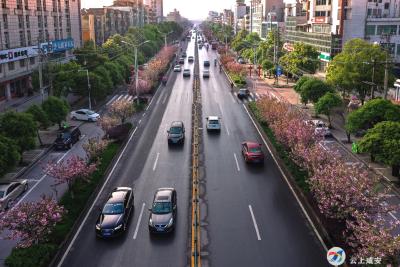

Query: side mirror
left=167, top=130, right=170, bottom=133
left=148, top=208, right=152, bottom=212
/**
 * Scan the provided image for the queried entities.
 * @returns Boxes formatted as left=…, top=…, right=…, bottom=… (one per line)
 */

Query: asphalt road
left=197, top=45, right=329, bottom=266
left=58, top=39, right=194, bottom=267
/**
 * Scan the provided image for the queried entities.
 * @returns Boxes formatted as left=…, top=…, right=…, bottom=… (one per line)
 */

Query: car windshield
left=239, top=89, right=247, bottom=93
left=86, top=110, right=95, bottom=115
left=249, top=147, right=261, bottom=153
left=209, top=120, right=219, bottom=125
left=152, top=202, right=172, bottom=214
left=170, top=127, right=182, bottom=134
left=102, top=202, right=124, bottom=215
left=58, top=132, right=71, bottom=139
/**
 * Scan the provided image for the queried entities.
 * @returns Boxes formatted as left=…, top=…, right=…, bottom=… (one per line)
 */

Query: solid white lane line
left=153, top=153, right=160, bottom=171
left=133, top=203, right=146, bottom=240
left=225, top=125, right=230, bottom=136
left=162, top=93, right=168, bottom=104
left=243, top=104, right=328, bottom=251
left=106, top=95, right=118, bottom=106
left=249, top=205, right=261, bottom=241
left=57, top=126, right=138, bottom=267
left=138, top=119, right=142, bottom=124
left=156, top=95, right=162, bottom=105
left=234, top=153, right=240, bottom=172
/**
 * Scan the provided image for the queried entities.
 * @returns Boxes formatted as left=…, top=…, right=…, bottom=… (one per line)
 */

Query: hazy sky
left=81, top=0, right=235, bottom=20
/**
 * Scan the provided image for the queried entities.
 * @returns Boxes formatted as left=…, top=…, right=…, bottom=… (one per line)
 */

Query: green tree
left=298, top=78, right=333, bottom=104
left=279, top=43, right=319, bottom=77
left=231, top=30, right=248, bottom=52
left=294, top=76, right=311, bottom=93
left=0, top=135, right=20, bottom=177
left=104, top=62, right=124, bottom=86
left=42, top=96, right=69, bottom=128
left=74, top=41, right=108, bottom=71
left=358, top=121, right=400, bottom=177
left=26, top=104, right=51, bottom=129
left=94, top=66, right=113, bottom=94
left=326, top=38, right=390, bottom=103
left=315, top=92, right=343, bottom=127
left=345, top=98, right=400, bottom=134
left=261, top=59, right=274, bottom=78
left=0, top=112, right=37, bottom=155
left=50, top=61, right=80, bottom=97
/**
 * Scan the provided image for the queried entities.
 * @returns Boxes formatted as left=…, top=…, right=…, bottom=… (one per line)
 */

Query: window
left=20, top=31, right=26, bottom=46
left=37, top=0, right=42, bottom=10
left=44, top=16, right=48, bottom=27
left=315, top=11, right=326, bottom=16
left=26, top=15, right=30, bottom=28
left=27, top=30, right=32, bottom=45
left=24, top=0, right=29, bottom=9
left=366, top=25, right=376, bottom=35
left=20, top=59, right=26, bottom=68
left=1, top=0, right=6, bottom=8
left=0, top=64, right=2, bottom=73
left=30, top=57, right=35, bottom=65
left=59, top=16, right=62, bottom=27
left=53, top=16, right=57, bottom=27
left=377, top=25, right=397, bottom=35
left=384, top=3, right=390, bottom=9
left=42, top=0, right=46, bottom=11
left=4, top=32, right=9, bottom=49
left=38, top=30, right=43, bottom=41
left=55, top=29, right=59, bottom=39
left=38, top=16, right=43, bottom=28
left=17, top=0, right=23, bottom=9
left=18, top=15, right=24, bottom=29
left=2, top=14, right=8, bottom=29
left=316, top=0, right=327, bottom=5
left=8, top=62, right=15, bottom=71
left=52, top=0, right=56, bottom=11
left=45, top=30, right=49, bottom=41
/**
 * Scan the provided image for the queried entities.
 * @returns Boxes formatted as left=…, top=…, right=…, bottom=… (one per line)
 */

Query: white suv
left=206, top=116, right=221, bottom=132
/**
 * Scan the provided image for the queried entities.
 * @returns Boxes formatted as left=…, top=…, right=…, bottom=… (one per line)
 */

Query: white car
left=70, top=109, right=100, bottom=122
left=206, top=116, right=221, bottom=132
left=174, top=65, right=182, bottom=72
left=307, top=120, right=332, bottom=137
left=0, top=180, right=28, bottom=211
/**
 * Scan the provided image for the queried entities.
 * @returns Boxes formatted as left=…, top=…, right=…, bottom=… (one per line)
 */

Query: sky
left=81, top=0, right=235, bottom=20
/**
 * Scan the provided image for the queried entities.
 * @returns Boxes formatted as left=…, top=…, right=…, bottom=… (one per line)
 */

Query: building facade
left=166, top=8, right=181, bottom=23
left=234, top=0, right=247, bottom=33
left=144, top=0, right=163, bottom=23
left=0, top=0, right=81, bottom=101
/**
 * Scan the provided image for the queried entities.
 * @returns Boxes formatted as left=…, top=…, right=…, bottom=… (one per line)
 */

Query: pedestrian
left=230, top=82, right=234, bottom=91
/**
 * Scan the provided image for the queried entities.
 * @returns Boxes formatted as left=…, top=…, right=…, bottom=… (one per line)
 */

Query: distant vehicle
left=148, top=188, right=177, bottom=233
left=70, top=109, right=100, bottom=122
left=237, top=88, right=250, bottom=99
left=54, top=126, right=81, bottom=150
left=306, top=120, right=333, bottom=138
left=183, top=69, right=191, bottom=77
left=199, top=44, right=203, bottom=49
left=182, top=52, right=187, bottom=58
left=167, top=121, right=185, bottom=145
left=203, top=60, right=210, bottom=67
left=95, top=187, right=134, bottom=238
left=0, top=180, right=28, bottom=211
left=203, top=69, right=210, bottom=78
left=211, top=42, right=218, bottom=50
left=242, top=142, right=264, bottom=164
left=162, top=76, right=168, bottom=85
left=178, top=58, right=185, bottom=64
left=174, top=65, right=182, bottom=72
left=238, top=57, right=245, bottom=64
left=206, top=116, right=221, bottom=132
left=188, top=56, right=194, bottom=62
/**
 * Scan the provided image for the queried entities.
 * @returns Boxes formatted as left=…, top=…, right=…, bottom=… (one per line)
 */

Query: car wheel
left=71, top=116, right=77, bottom=120
left=24, top=183, right=28, bottom=192
left=88, top=118, right=93, bottom=122
left=68, top=143, right=72, bottom=149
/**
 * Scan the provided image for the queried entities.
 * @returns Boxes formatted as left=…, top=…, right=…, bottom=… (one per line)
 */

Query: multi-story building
left=144, top=0, right=163, bottom=23
left=166, top=8, right=181, bottom=23
left=0, top=0, right=81, bottom=101
left=208, top=11, right=220, bottom=22
left=234, top=0, right=247, bottom=33
left=250, top=0, right=284, bottom=37
left=81, top=10, right=95, bottom=44
left=222, top=9, right=234, bottom=28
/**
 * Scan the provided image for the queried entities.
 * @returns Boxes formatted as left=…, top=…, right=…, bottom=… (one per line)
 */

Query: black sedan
left=237, top=88, right=250, bottom=99
left=96, top=187, right=134, bottom=238
left=148, top=188, right=177, bottom=233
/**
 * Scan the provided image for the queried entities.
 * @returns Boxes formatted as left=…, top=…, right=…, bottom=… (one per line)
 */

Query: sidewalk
left=248, top=74, right=400, bottom=187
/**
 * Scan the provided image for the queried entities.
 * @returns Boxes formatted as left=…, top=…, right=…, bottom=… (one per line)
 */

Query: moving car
left=242, top=142, right=264, bottom=164
left=178, top=57, right=185, bottom=64
left=182, top=52, right=187, bottom=58
left=167, top=121, right=185, bottom=145
left=188, top=56, right=194, bottom=62
left=96, top=187, right=134, bottom=238
left=148, top=188, right=177, bottom=233
left=54, top=126, right=81, bottom=150
left=307, top=120, right=333, bottom=138
left=173, top=65, right=182, bottom=72
left=203, top=60, right=210, bottom=67
left=237, top=88, right=250, bottom=99
left=0, top=180, right=28, bottom=211
left=183, top=69, right=191, bottom=77
left=70, top=109, right=100, bottom=122
left=203, top=69, right=210, bottom=78
left=206, top=116, right=221, bottom=132
left=238, top=57, right=245, bottom=64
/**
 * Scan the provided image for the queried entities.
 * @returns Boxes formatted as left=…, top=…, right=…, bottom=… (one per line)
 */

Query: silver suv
left=206, top=116, right=221, bottom=132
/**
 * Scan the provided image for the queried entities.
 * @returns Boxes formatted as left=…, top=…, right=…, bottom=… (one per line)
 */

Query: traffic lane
left=200, top=53, right=327, bottom=265
left=58, top=47, right=193, bottom=267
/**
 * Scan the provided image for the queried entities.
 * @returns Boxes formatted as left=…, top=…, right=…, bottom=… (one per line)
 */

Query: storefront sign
left=0, top=46, right=38, bottom=64
left=51, top=38, right=74, bottom=53
left=319, top=52, right=331, bottom=62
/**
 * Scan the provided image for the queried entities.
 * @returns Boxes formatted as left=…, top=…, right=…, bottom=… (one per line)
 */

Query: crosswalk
left=106, top=93, right=134, bottom=106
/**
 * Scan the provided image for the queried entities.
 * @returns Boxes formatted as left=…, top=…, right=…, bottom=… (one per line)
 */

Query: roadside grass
left=5, top=142, right=120, bottom=267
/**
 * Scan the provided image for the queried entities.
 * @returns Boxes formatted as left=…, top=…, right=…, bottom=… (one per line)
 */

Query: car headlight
left=96, top=224, right=101, bottom=230
left=149, top=218, right=153, bottom=226
left=114, top=224, right=123, bottom=230
left=167, top=218, right=173, bottom=227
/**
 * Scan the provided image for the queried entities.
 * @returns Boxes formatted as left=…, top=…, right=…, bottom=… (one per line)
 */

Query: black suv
left=96, top=187, right=134, bottom=238
left=203, top=60, right=210, bottom=67
left=54, top=126, right=81, bottom=150
left=167, top=121, right=185, bottom=145
left=148, top=188, right=177, bottom=233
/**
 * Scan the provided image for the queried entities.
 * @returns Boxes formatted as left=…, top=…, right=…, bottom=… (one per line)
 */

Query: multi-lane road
left=55, top=32, right=328, bottom=267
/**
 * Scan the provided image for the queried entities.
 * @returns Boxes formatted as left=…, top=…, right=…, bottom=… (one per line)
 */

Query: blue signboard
left=276, top=66, right=282, bottom=76
left=52, top=38, right=74, bottom=53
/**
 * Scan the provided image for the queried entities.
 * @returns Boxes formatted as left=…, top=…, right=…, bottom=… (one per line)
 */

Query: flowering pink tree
left=0, top=196, right=65, bottom=248
left=82, top=137, right=109, bottom=161
left=108, top=99, right=134, bottom=123
left=97, top=115, right=119, bottom=133
left=44, top=155, right=96, bottom=198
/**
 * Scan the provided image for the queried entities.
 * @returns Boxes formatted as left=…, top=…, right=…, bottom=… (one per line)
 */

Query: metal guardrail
left=191, top=32, right=201, bottom=267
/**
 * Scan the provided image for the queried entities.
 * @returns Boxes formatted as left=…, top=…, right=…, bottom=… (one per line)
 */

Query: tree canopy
left=315, top=92, right=343, bottom=126
left=42, top=96, right=69, bottom=128
left=279, top=42, right=319, bottom=76
left=296, top=78, right=334, bottom=104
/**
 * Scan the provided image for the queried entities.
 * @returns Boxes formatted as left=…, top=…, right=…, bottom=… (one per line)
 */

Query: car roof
left=208, top=116, right=219, bottom=121
left=174, top=65, right=181, bottom=67
left=184, top=69, right=190, bottom=71
left=171, top=121, right=183, bottom=127
left=155, top=188, right=174, bottom=202
left=204, top=60, right=209, bottom=62
left=245, top=141, right=261, bottom=148
left=108, top=190, right=127, bottom=203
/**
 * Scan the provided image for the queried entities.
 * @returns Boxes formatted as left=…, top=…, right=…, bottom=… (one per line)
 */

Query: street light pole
left=79, top=69, right=91, bottom=110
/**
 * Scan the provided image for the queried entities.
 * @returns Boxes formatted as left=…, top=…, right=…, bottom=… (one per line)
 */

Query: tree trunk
left=392, top=165, right=400, bottom=177
left=327, top=114, right=332, bottom=128
left=346, top=132, right=351, bottom=143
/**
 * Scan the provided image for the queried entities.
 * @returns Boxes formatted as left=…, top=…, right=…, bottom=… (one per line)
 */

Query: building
left=81, top=10, right=96, bottom=43
left=144, top=0, right=163, bottom=23
left=234, top=0, right=248, bottom=33
left=222, top=9, right=234, bottom=28
left=249, top=0, right=284, bottom=37
left=250, top=0, right=264, bottom=35
left=166, top=9, right=181, bottom=23
left=208, top=11, right=220, bottom=22
left=0, top=0, right=81, bottom=101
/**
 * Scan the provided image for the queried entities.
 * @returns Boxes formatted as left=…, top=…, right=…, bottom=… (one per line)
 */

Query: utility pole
left=78, top=69, right=92, bottom=110
left=383, top=54, right=389, bottom=99
left=136, top=0, right=140, bottom=27
left=134, top=45, right=139, bottom=105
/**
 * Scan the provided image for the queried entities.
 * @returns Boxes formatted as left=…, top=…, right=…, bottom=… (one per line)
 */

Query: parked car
left=148, top=188, right=177, bottom=233
left=70, top=109, right=100, bottom=122
left=182, top=52, right=187, bottom=58
left=178, top=58, right=185, bottom=64
left=188, top=56, right=194, bottom=62
left=203, top=60, right=210, bottom=67
left=203, top=70, right=210, bottom=78
left=95, top=187, right=134, bottom=238
left=242, top=142, right=264, bottom=164
left=238, top=57, right=245, bottom=64
left=206, top=116, right=221, bottom=132
left=54, top=126, right=81, bottom=150
left=183, top=69, right=191, bottom=77
left=307, top=120, right=333, bottom=138
left=174, top=65, right=182, bottom=72
left=0, top=180, right=28, bottom=211
left=237, top=88, right=250, bottom=99
left=167, top=121, right=185, bottom=145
